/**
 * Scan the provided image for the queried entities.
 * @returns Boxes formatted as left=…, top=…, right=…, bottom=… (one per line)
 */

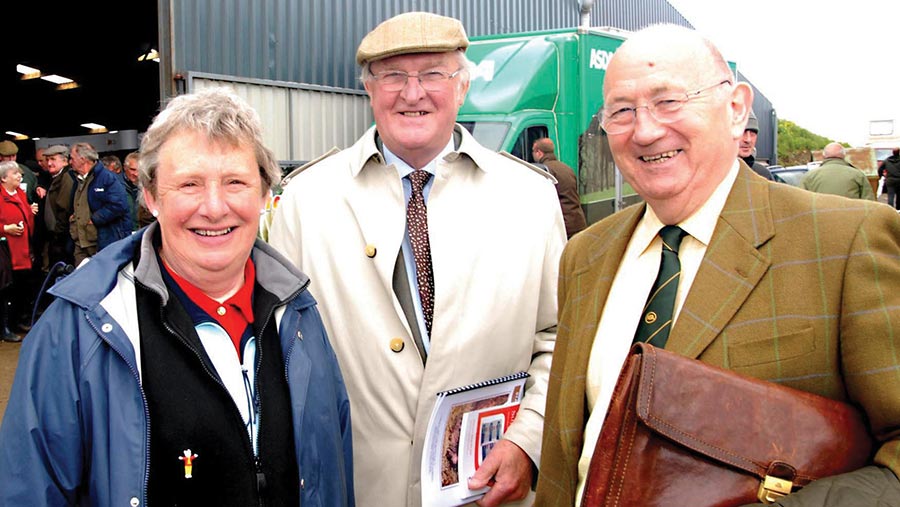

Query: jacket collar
left=51, top=222, right=312, bottom=310
left=570, top=161, right=774, bottom=360
left=348, top=123, right=495, bottom=178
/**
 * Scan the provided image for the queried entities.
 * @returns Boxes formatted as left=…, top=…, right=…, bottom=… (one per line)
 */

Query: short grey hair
left=0, top=161, right=19, bottom=180
left=72, top=143, right=99, bottom=163
left=138, top=87, right=281, bottom=197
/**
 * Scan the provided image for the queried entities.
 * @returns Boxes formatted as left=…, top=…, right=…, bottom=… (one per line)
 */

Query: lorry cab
left=456, top=27, right=632, bottom=223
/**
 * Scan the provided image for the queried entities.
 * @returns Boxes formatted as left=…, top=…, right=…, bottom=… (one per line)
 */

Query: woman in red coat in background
left=0, top=161, right=38, bottom=342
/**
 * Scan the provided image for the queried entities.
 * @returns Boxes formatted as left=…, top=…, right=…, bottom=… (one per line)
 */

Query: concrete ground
left=0, top=339, right=22, bottom=427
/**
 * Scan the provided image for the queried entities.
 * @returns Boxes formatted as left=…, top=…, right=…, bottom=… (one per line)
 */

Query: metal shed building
left=159, top=0, right=777, bottom=166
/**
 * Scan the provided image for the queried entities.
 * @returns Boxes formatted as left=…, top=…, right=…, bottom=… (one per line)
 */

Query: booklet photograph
left=420, top=371, right=529, bottom=507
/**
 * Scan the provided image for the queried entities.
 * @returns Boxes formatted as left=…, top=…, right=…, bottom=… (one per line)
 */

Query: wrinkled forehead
left=603, top=34, right=713, bottom=101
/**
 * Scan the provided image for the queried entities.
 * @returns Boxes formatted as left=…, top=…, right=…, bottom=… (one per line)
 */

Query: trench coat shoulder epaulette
left=281, top=147, right=341, bottom=187
left=496, top=151, right=558, bottom=184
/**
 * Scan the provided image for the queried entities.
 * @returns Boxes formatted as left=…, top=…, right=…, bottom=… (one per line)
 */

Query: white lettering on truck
left=589, top=48, right=613, bottom=71
left=471, top=60, right=495, bottom=82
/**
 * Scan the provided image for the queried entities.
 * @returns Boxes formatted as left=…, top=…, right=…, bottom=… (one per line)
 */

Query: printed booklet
left=420, top=371, right=529, bottom=507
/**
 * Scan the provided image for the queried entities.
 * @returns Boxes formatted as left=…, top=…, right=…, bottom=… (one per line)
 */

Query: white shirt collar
left=634, top=159, right=740, bottom=253
left=383, top=138, right=455, bottom=179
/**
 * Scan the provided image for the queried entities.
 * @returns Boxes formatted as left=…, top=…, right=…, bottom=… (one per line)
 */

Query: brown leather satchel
left=582, top=343, right=873, bottom=506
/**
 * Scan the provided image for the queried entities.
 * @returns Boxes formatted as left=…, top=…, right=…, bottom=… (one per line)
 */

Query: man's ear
left=729, top=82, right=754, bottom=140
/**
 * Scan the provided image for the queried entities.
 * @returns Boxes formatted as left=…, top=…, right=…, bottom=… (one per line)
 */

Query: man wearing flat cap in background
left=42, top=145, right=77, bottom=268
left=269, top=11, right=565, bottom=507
left=738, top=109, right=773, bottom=180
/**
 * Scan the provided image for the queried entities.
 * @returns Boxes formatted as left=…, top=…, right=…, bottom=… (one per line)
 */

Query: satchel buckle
left=757, top=475, right=793, bottom=504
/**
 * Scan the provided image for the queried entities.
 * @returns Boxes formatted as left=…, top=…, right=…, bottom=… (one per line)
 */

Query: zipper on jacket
left=149, top=293, right=260, bottom=495
left=85, top=313, right=152, bottom=507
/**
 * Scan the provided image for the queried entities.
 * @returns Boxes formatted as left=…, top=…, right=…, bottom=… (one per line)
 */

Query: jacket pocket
left=727, top=327, right=816, bottom=368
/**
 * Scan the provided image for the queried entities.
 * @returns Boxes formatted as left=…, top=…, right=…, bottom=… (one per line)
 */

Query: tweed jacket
left=268, top=125, right=565, bottom=507
left=535, top=163, right=900, bottom=506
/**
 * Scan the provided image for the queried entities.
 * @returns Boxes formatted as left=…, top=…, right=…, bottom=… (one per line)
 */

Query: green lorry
left=457, top=27, right=636, bottom=223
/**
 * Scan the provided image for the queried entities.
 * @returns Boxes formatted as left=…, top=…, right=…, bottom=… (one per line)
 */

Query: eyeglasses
left=600, top=80, right=732, bottom=135
left=370, top=69, right=462, bottom=92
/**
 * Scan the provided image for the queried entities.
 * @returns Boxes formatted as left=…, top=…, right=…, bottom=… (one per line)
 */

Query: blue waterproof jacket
left=86, top=161, right=132, bottom=249
left=0, top=224, right=355, bottom=506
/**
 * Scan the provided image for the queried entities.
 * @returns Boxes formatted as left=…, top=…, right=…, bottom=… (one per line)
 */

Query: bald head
left=604, top=24, right=732, bottom=98
left=823, top=142, right=845, bottom=159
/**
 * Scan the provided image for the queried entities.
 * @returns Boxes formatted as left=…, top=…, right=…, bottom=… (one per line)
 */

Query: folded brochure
left=420, top=371, right=529, bottom=507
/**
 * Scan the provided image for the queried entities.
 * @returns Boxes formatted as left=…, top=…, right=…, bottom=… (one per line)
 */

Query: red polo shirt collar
left=161, top=258, right=256, bottom=357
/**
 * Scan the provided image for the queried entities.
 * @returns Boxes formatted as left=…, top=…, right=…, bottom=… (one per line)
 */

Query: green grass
left=581, top=183, right=638, bottom=203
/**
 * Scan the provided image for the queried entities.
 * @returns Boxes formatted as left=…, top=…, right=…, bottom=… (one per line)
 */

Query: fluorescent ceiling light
left=40, top=74, right=73, bottom=85
left=56, top=82, right=79, bottom=91
left=5, top=131, right=28, bottom=140
left=138, top=49, right=160, bottom=62
left=17, top=64, right=41, bottom=79
left=16, top=64, right=40, bottom=74
left=81, top=123, right=107, bottom=130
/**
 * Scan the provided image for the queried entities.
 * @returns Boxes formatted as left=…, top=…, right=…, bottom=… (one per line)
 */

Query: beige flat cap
left=356, top=12, right=469, bottom=65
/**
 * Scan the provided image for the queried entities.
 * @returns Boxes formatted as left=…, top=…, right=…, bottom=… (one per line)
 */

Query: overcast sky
left=666, top=0, right=900, bottom=146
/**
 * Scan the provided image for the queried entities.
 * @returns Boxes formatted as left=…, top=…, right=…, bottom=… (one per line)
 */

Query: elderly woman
left=0, top=161, right=38, bottom=341
left=0, top=88, right=354, bottom=506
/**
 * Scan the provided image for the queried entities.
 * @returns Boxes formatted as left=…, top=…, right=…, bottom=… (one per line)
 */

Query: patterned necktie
left=633, top=225, right=688, bottom=348
left=407, top=169, right=435, bottom=337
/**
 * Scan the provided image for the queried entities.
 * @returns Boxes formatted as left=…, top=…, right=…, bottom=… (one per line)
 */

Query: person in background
left=42, top=145, right=76, bottom=267
left=29, top=146, right=52, bottom=273
left=0, top=161, right=39, bottom=341
left=881, top=147, right=900, bottom=209
left=101, top=154, right=123, bottom=175
left=269, top=11, right=564, bottom=507
left=0, top=140, right=39, bottom=204
left=121, top=151, right=140, bottom=230
left=738, top=109, right=773, bottom=180
left=68, top=143, right=131, bottom=264
left=535, top=24, right=900, bottom=507
left=800, top=142, right=876, bottom=200
left=0, top=87, right=354, bottom=506
left=532, top=137, right=587, bottom=238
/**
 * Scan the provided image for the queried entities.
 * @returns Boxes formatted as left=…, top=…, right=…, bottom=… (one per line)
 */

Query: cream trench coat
left=269, top=125, right=565, bottom=507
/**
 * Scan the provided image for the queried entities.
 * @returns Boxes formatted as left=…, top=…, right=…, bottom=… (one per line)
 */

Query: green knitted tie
left=633, top=225, right=688, bottom=348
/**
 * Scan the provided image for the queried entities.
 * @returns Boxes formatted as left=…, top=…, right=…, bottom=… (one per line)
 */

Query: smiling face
left=364, top=52, right=469, bottom=169
left=0, top=166, right=22, bottom=191
left=602, top=28, right=752, bottom=223
left=143, top=130, right=266, bottom=299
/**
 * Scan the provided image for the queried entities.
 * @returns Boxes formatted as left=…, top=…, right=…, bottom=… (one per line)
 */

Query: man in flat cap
left=269, top=11, right=564, bottom=507
left=738, top=109, right=773, bottom=180
left=42, top=145, right=77, bottom=267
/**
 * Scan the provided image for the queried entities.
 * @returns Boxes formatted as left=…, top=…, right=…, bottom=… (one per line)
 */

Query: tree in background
left=777, top=119, right=848, bottom=166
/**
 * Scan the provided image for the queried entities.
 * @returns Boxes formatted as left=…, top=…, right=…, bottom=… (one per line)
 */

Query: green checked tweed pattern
left=535, top=163, right=900, bottom=507
left=634, top=225, right=688, bottom=348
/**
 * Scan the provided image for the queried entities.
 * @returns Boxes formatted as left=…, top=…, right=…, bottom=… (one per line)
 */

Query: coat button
left=365, top=244, right=377, bottom=258
left=130, top=497, right=140, bottom=507
left=389, top=337, right=405, bottom=353
left=101, top=323, right=113, bottom=333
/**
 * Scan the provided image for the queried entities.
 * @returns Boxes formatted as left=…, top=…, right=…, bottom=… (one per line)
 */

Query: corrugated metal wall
left=164, top=0, right=778, bottom=162
left=167, top=0, right=693, bottom=91
left=189, top=73, right=373, bottom=164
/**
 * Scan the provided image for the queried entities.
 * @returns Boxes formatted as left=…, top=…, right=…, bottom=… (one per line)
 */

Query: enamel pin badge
left=178, top=449, right=199, bottom=478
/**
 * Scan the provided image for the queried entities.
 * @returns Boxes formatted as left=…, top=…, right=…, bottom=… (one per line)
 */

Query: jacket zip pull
left=255, top=456, right=267, bottom=506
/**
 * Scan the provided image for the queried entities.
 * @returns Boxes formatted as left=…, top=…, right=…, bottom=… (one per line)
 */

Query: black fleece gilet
left=137, top=277, right=299, bottom=507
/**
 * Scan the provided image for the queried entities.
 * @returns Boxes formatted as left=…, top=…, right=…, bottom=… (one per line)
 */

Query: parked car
left=770, top=165, right=810, bottom=187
